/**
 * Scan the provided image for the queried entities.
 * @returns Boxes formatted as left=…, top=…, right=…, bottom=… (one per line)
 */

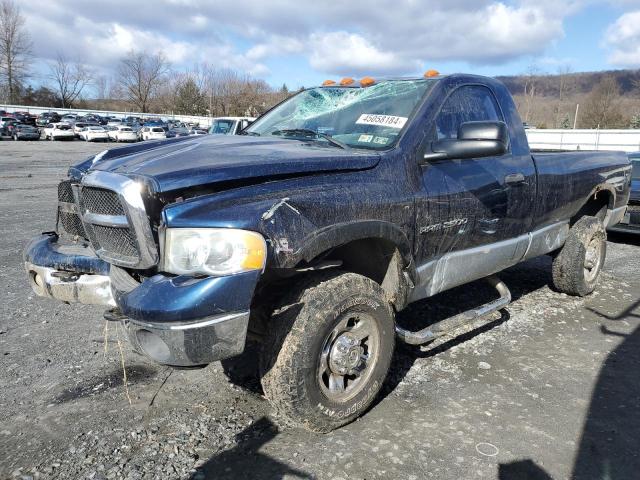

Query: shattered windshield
left=246, top=79, right=436, bottom=150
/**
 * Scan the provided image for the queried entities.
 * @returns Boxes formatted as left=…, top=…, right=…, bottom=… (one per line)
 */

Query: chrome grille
left=90, top=225, right=138, bottom=258
left=59, top=210, right=86, bottom=237
left=78, top=171, right=158, bottom=269
left=81, top=187, right=125, bottom=215
left=80, top=187, right=140, bottom=265
left=57, top=180, right=86, bottom=238
left=57, top=180, right=75, bottom=203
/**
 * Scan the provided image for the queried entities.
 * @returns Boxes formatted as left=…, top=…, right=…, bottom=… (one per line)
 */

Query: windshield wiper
left=240, top=130, right=260, bottom=136
left=271, top=129, right=350, bottom=150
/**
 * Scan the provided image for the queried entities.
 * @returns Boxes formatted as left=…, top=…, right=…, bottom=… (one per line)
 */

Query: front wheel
left=260, top=271, right=395, bottom=432
left=552, top=216, right=606, bottom=296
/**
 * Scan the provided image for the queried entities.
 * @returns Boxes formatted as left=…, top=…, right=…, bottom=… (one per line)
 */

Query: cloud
left=308, top=32, right=421, bottom=75
left=17, top=0, right=586, bottom=80
left=604, top=10, right=640, bottom=66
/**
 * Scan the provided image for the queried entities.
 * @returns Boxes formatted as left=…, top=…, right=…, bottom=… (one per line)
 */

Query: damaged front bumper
left=23, top=233, right=258, bottom=367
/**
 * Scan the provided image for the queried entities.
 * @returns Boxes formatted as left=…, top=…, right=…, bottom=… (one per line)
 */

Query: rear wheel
left=551, top=216, right=606, bottom=296
left=260, top=271, right=395, bottom=432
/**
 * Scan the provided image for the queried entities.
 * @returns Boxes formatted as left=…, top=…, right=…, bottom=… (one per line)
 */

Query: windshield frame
left=245, top=79, right=437, bottom=151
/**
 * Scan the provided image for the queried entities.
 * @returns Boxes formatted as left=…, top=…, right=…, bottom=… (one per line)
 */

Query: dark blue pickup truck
left=24, top=73, right=631, bottom=432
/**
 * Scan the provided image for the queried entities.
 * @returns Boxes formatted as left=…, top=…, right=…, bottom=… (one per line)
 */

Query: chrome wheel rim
left=317, top=310, right=380, bottom=402
left=584, top=236, right=603, bottom=282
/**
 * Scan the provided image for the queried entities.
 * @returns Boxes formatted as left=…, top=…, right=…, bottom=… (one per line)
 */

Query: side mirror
left=423, top=121, right=509, bottom=162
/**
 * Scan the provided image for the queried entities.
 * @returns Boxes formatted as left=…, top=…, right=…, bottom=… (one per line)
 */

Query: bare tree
left=0, top=0, right=31, bottom=103
left=94, top=75, right=110, bottom=100
left=49, top=54, right=93, bottom=108
left=554, top=65, right=573, bottom=128
left=117, top=51, right=169, bottom=113
left=522, top=64, right=541, bottom=124
left=580, top=76, right=624, bottom=128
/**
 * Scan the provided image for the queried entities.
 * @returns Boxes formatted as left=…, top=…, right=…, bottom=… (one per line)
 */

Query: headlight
left=162, top=228, right=267, bottom=276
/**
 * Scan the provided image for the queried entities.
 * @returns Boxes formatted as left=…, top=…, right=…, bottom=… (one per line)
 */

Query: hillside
left=494, top=68, right=640, bottom=129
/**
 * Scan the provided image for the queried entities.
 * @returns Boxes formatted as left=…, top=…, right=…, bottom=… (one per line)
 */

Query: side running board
left=395, top=275, right=511, bottom=345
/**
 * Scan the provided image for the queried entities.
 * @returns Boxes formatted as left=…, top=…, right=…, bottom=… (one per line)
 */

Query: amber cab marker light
left=360, top=76, right=376, bottom=87
left=339, top=77, right=355, bottom=86
left=322, top=79, right=336, bottom=86
left=424, top=69, right=440, bottom=78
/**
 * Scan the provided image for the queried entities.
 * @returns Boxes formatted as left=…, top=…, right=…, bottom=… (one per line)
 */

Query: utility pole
left=573, top=104, right=579, bottom=129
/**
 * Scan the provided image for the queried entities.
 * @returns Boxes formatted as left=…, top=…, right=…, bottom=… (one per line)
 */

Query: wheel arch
left=289, top=221, right=415, bottom=310
left=571, top=184, right=615, bottom=225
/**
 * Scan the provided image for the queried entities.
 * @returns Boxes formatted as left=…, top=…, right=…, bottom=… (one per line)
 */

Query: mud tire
left=552, top=216, right=606, bottom=296
left=260, top=271, right=395, bottom=432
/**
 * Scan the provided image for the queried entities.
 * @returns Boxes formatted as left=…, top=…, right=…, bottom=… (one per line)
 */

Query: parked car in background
left=208, top=116, right=255, bottom=135
left=108, top=125, right=138, bottom=142
left=107, top=118, right=123, bottom=126
left=42, top=123, right=75, bottom=141
left=3, top=120, right=19, bottom=136
left=61, top=114, right=77, bottom=124
left=12, top=124, right=40, bottom=141
left=189, top=128, right=208, bottom=136
left=79, top=126, right=109, bottom=142
left=36, top=112, right=61, bottom=127
left=13, top=112, right=37, bottom=126
left=610, top=153, right=640, bottom=234
left=1, top=116, right=15, bottom=127
left=139, top=126, right=166, bottom=141
left=166, top=127, right=190, bottom=138
left=73, top=122, right=97, bottom=137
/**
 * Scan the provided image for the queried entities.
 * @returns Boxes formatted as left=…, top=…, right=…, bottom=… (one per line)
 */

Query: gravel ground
left=1, top=141, right=639, bottom=480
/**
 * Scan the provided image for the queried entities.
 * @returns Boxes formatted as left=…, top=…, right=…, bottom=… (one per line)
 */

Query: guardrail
left=526, top=129, right=640, bottom=152
left=0, top=104, right=214, bottom=127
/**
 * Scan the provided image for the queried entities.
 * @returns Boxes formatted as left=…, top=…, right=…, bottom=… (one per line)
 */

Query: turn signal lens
left=424, top=69, right=440, bottom=78
left=339, top=77, right=355, bottom=86
left=322, top=79, right=336, bottom=86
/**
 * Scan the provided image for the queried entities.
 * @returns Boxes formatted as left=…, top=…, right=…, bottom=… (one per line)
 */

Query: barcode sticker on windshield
left=356, top=114, right=408, bottom=129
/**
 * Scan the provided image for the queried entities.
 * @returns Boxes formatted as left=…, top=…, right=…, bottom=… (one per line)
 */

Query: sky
left=18, top=0, right=640, bottom=92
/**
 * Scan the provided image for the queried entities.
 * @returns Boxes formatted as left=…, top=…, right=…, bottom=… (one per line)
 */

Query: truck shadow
left=484, top=284, right=640, bottom=480
left=571, top=298, right=640, bottom=479
left=190, top=416, right=313, bottom=480
left=607, top=230, right=640, bottom=247
left=53, top=364, right=158, bottom=404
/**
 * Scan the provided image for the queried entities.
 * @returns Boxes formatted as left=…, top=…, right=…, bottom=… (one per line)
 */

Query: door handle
left=505, top=173, right=526, bottom=185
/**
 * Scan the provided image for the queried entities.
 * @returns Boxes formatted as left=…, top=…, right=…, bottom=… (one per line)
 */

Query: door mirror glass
left=423, top=121, right=508, bottom=162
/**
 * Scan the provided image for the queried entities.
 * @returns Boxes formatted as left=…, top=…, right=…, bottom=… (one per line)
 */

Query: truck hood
left=83, top=135, right=380, bottom=193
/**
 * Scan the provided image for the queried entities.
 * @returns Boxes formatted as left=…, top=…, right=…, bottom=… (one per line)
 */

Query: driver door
left=414, top=85, right=536, bottom=292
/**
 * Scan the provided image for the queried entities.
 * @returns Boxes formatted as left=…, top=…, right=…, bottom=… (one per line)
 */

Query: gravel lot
left=1, top=140, right=639, bottom=480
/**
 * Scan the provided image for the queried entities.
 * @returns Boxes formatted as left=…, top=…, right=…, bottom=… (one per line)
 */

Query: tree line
left=501, top=67, right=640, bottom=129
left=0, top=0, right=292, bottom=116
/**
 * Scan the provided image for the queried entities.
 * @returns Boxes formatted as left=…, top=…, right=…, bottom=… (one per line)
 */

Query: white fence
left=0, top=104, right=214, bottom=128
left=526, top=129, right=640, bottom=153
